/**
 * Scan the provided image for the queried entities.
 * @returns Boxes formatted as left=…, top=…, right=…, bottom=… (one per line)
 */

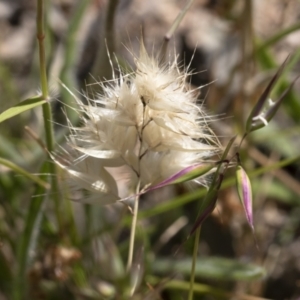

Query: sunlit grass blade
left=0, top=95, right=46, bottom=123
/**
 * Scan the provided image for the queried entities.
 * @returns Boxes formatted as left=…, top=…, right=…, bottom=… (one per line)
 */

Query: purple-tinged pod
left=146, top=163, right=215, bottom=192
left=236, top=165, right=253, bottom=229
left=118, top=163, right=215, bottom=203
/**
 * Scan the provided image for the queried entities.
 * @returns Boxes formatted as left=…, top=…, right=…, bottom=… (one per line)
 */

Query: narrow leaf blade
left=14, top=162, right=49, bottom=299
left=0, top=95, right=46, bottom=123
left=153, top=257, right=266, bottom=281
left=0, top=158, right=49, bottom=189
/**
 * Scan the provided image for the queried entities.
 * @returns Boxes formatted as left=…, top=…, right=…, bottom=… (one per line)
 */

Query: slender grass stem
left=188, top=226, right=201, bottom=300
left=36, top=0, right=49, bottom=99
left=127, top=181, right=141, bottom=273
left=36, top=0, right=62, bottom=229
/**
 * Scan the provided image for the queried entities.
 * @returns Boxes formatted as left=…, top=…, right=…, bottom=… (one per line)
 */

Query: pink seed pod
left=236, top=164, right=253, bottom=229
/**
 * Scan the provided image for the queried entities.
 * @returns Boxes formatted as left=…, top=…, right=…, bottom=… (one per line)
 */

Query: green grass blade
left=256, top=22, right=300, bottom=53
left=13, top=162, right=49, bottom=300
left=0, top=158, right=49, bottom=189
left=153, top=257, right=266, bottom=281
left=0, top=95, right=46, bottom=123
left=0, top=250, right=12, bottom=294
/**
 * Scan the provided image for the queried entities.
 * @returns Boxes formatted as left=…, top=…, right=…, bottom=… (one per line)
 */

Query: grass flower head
left=56, top=44, right=221, bottom=204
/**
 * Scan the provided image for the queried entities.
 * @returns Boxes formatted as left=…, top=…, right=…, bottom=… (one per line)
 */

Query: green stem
left=37, top=0, right=49, bottom=98
left=37, top=0, right=62, bottom=229
left=126, top=104, right=147, bottom=275
left=188, top=226, right=201, bottom=300
left=126, top=181, right=141, bottom=273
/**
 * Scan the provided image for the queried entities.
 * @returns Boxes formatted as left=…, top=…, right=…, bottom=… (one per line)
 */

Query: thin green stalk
left=127, top=181, right=141, bottom=273
left=62, top=174, right=80, bottom=245
left=126, top=103, right=148, bottom=275
left=36, top=0, right=49, bottom=99
left=188, top=226, right=201, bottom=300
left=36, top=0, right=62, bottom=229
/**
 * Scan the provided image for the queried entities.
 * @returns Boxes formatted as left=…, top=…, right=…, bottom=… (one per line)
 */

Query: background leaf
left=153, top=257, right=266, bottom=281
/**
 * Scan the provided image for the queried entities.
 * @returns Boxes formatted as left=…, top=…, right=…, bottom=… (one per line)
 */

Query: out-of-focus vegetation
left=0, top=0, right=300, bottom=299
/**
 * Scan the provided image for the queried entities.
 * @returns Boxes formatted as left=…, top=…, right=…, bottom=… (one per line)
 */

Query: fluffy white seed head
left=56, top=45, right=221, bottom=204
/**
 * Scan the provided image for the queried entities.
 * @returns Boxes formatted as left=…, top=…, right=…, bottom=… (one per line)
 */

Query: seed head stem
left=188, top=226, right=201, bottom=300
left=127, top=103, right=147, bottom=273
left=127, top=180, right=141, bottom=272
